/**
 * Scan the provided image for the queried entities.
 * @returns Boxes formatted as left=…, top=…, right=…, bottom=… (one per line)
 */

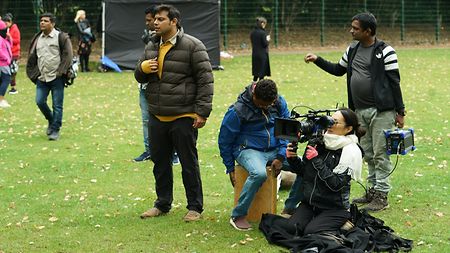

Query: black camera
left=274, top=108, right=337, bottom=143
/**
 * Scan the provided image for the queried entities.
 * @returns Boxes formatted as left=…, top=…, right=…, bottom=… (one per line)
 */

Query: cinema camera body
left=274, top=108, right=337, bottom=144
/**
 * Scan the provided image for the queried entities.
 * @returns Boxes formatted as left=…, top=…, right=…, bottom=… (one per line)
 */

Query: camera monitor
left=274, top=118, right=300, bottom=142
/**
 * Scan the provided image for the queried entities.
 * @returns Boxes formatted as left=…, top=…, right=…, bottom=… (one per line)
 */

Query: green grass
left=0, top=47, right=449, bottom=252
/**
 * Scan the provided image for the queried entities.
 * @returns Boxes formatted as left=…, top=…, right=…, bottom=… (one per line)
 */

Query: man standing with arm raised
left=304, top=13, right=406, bottom=212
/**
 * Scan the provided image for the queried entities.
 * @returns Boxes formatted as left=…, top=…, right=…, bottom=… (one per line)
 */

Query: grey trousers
left=356, top=107, right=396, bottom=193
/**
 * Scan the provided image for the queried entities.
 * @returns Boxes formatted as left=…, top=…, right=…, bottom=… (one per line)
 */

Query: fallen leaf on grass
left=435, top=212, right=444, bottom=217
left=49, top=216, right=58, bottom=222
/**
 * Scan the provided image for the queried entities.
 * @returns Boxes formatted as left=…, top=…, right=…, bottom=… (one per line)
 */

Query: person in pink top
left=0, top=20, right=13, bottom=108
left=3, top=13, right=20, bottom=94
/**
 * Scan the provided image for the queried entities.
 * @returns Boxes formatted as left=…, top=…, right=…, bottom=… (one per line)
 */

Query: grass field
left=0, top=48, right=449, bottom=252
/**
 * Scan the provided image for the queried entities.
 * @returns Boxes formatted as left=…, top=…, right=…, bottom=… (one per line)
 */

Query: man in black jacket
left=304, top=13, right=406, bottom=211
left=135, top=5, right=214, bottom=222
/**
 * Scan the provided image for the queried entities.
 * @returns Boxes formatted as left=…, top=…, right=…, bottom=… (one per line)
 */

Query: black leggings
left=79, top=54, right=90, bottom=72
left=288, top=203, right=350, bottom=235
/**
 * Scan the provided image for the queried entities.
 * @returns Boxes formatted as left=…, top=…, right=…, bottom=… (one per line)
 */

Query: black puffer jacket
left=288, top=144, right=352, bottom=210
left=134, top=28, right=214, bottom=118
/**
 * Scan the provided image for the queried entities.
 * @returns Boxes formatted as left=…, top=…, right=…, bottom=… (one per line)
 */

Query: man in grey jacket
left=26, top=13, right=73, bottom=140
left=135, top=4, right=214, bottom=222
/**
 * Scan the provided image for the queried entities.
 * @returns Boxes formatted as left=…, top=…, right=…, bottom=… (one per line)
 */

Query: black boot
left=363, top=190, right=389, bottom=212
left=352, top=187, right=376, bottom=204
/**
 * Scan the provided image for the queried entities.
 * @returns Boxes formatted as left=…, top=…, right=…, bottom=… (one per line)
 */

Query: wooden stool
left=233, top=165, right=277, bottom=222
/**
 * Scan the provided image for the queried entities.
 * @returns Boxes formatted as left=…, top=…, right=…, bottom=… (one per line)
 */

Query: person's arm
left=218, top=108, right=241, bottom=174
left=383, top=46, right=406, bottom=127
left=192, top=40, right=214, bottom=119
left=275, top=96, right=290, bottom=162
left=134, top=44, right=158, bottom=83
left=306, top=146, right=352, bottom=191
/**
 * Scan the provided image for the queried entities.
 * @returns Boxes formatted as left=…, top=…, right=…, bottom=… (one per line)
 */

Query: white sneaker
left=0, top=100, right=11, bottom=108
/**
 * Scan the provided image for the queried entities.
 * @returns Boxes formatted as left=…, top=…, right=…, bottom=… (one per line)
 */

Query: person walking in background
left=135, top=5, right=213, bottom=222
left=0, top=20, right=12, bottom=108
left=2, top=13, right=20, bottom=95
left=304, top=13, right=406, bottom=211
left=26, top=13, right=73, bottom=140
left=218, top=79, right=289, bottom=231
left=250, top=17, right=271, bottom=82
left=74, top=10, right=95, bottom=72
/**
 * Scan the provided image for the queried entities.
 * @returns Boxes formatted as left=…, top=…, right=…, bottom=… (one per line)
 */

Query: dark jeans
left=35, top=77, right=65, bottom=132
left=289, top=203, right=350, bottom=236
left=149, top=114, right=203, bottom=213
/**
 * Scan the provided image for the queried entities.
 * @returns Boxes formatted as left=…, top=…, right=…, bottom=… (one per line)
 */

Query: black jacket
left=250, top=27, right=270, bottom=78
left=314, top=39, right=405, bottom=114
left=134, top=28, right=214, bottom=118
left=288, top=144, right=352, bottom=210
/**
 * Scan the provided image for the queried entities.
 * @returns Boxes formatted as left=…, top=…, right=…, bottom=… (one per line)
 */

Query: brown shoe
left=140, top=207, right=165, bottom=219
left=229, top=217, right=252, bottom=231
left=183, top=210, right=202, bottom=222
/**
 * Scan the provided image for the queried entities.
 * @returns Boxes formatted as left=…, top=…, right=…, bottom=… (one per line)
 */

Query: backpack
left=64, top=56, right=79, bottom=87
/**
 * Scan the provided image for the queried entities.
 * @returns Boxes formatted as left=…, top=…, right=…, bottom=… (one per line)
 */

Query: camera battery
left=384, top=128, right=416, bottom=155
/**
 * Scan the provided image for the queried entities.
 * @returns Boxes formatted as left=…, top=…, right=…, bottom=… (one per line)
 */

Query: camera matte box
left=274, top=118, right=300, bottom=142
left=384, top=128, right=416, bottom=155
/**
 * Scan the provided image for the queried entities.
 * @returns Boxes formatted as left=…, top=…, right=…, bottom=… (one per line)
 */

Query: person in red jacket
left=3, top=13, right=20, bottom=94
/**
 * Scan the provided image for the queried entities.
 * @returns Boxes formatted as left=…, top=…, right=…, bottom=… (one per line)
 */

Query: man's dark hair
left=254, top=79, right=278, bottom=102
left=155, top=4, right=181, bottom=29
left=40, top=12, right=56, bottom=23
left=144, top=5, right=157, bottom=17
left=352, top=12, right=377, bottom=36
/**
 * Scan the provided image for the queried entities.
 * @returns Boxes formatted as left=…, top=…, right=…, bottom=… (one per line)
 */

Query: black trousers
left=148, top=114, right=203, bottom=213
left=289, top=202, right=350, bottom=235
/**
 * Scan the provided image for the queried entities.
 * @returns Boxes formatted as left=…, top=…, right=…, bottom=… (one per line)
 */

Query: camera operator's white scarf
left=323, top=133, right=363, bottom=182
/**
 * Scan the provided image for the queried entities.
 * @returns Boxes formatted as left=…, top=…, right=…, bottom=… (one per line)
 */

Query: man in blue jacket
left=218, top=79, right=290, bottom=231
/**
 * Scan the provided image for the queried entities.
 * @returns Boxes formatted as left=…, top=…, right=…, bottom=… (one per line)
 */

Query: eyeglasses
left=332, top=120, right=346, bottom=126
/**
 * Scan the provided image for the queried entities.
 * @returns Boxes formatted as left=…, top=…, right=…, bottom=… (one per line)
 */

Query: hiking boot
left=363, top=190, right=389, bottom=212
left=229, top=216, right=252, bottom=231
left=48, top=131, right=60, bottom=141
left=183, top=210, right=202, bottom=222
left=134, top=151, right=151, bottom=162
left=8, top=88, right=18, bottom=94
left=140, top=207, right=165, bottom=219
left=352, top=187, right=376, bottom=204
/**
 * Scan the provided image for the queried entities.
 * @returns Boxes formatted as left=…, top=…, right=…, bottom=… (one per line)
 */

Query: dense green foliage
left=0, top=48, right=449, bottom=252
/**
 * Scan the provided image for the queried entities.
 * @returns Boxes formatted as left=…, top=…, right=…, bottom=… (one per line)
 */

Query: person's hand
left=271, top=159, right=283, bottom=177
left=266, top=35, right=271, bottom=42
left=229, top=171, right=236, bottom=187
left=140, top=58, right=158, bottom=74
left=304, top=53, right=318, bottom=63
left=305, top=145, right=318, bottom=160
left=193, top=115, right=207, bottom=129
left=286, top=143, right=298, bottom=159
left=395, top=114, right=405, bottom=128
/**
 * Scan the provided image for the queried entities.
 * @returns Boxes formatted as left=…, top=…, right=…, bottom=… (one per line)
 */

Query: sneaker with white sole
left=229, top=217, right=252, bottom=231
left=0, top=100, right=11, bottom=108
left=8, top=88, right=18, bottom=95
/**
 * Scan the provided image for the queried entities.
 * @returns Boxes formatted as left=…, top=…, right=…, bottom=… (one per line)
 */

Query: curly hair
left=253, top=79, right=278, bottom=102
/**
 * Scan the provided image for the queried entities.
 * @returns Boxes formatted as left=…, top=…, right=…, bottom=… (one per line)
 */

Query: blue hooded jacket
left=218, top=84, right=290, bottom=173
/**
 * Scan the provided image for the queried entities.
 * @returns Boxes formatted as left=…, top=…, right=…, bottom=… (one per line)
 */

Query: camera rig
left=275, top=107, right=338, bottom=143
